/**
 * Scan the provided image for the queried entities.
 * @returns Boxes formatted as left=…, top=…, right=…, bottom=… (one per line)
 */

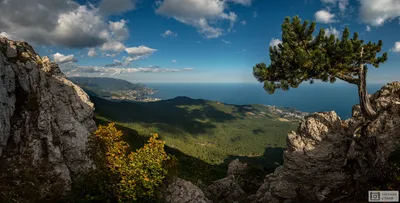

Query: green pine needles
left=253, top=16, right=388, bottom=119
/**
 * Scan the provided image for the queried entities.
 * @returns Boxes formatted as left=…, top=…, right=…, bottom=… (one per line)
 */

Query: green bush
left=69, top=123, right=174, bottom=202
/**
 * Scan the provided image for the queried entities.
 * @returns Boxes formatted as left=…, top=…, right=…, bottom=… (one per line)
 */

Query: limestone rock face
left=0, top=37, right=96, bottom=199
left=164, top=178, right=213, bottom=203
left=252, top=82, right=400, bottom=202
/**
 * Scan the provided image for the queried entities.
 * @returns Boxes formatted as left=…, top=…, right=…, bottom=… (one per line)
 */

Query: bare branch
left=335, top=73, right=359, bottom=85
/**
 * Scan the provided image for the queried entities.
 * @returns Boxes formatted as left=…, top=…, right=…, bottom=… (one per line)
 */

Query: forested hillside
left=90, top=95, right=305, bottom=184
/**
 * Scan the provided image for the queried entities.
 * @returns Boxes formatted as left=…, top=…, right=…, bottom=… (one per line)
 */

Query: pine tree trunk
left=357, top=64, right=376, bottom=119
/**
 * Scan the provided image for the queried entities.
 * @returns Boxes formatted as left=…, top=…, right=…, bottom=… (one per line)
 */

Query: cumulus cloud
left=391, top=42, right=400, bottom=52
left=172, top=60, right=177, bottom=63
left=325, top=27, right=340, bottom=38
left=0, top=1, right=108, bottom=48
left=109, top=19, right=129, bottom=41
left=0, top=0, right=135, bottom=50
left=359, top=0, right=400, bottom=26
left=88, top=48, right=97, bottom=57
left=155, top=0, right=241, bottom=38
left=162, top=30, right=178, bottom=37
left=241, top=20, right=247, bottom=25
left=315, top=10, right=336, bottom=23
left=53, top=52, right=78, bottom=64
left=99, top=0, right=137, bottom=15
left=366, top=25, right=371, bottom=32
left=101, top=41, right=126, bottom=53
left=52, top=6, right=109, bottom=48
left=126, top=46, right=157, bottom=56
left=269, top=38, right=282, bottom=48
left=124, top=46, right=158, bottom=63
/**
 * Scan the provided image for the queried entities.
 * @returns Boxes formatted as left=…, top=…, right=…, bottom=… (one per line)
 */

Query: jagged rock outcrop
left=0, top=38, right=96, bottom=200
left=252, top=82, right=400, bottom=202
left=163, top=178, right=213, bottom=203
left=169, top=82, right=399, bottom=203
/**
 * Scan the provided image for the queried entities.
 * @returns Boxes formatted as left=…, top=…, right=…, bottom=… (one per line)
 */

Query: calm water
left=145, top=83, right=384, bottom=119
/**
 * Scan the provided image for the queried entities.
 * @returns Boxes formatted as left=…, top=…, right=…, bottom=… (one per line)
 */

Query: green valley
left=90, top=94, right=306, bottom=184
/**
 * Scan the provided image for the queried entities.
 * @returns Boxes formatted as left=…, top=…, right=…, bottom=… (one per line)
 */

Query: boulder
left=164, top=178, right=213, bottom=203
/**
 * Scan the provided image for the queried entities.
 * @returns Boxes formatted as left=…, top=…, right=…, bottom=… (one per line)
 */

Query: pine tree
left=253, top=16, right=388, bottom=119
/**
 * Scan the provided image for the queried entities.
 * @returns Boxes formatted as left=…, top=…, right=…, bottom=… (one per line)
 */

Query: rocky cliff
left=251, top=82, right=400, bottom=203
left=0, top=38, right=96, bottom=201
left=164, top=82, right=400, bottom=203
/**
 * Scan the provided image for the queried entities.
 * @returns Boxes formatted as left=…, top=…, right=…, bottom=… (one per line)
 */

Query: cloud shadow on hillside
left=91, top=96, right=238, bottom=136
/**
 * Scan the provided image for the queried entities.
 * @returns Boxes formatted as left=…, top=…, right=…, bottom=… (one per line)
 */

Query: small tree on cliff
left=253, top=16, right=387, bottom=120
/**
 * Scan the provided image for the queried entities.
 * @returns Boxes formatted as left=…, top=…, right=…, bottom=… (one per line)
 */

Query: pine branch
left=335, top=73, right=359, bottom=85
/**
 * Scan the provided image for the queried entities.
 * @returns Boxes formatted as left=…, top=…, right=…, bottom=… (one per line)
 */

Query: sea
left=145, top=82, right=385, bottom=119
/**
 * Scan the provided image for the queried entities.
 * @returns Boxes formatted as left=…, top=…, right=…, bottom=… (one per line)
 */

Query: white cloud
left=241, top=20, right=247, bottom=25
left=52, top=6, right=109, bottom=48
left=101, top=41, right=126, bottom=53
left=325, top=27, right=340, bottom=38
left=320, top=0, right=348, bottom=13
left=156, top=0, right=225, bottom=19
left=162, top=30, right=178, bottom=37
left=366, top=25, right=371, bottom=32
left=222, top=39, right=231, bottom=44
left=99, top=0, right=137, bottom=15
left=53, top=52, right=78, bottom=64
left=0, top=0, right=134, bottom=49
left=359, top=0, right=400, bottom=26
left=172, top=60, right=177, bottom=63
left=106, top=53, right=117, bottom=57
left=269, top=38, right=282, bottom=48
left=0, top=1, right=108, bottom=48
left=125, top=46, right=157, bottom=56
left=391, top=42, right=400, bottom=52
left=0, top=31, right=21, bottom=41
left=338, top=0, right=349, bottom=13
left=105, top=59, right=124, bottom=67
left=64, top=65, right=194, bottom=76
left=315, top=10, right=336, bottom=23
left=227, top=0, right=252, bottom=6
left=124, top=46, right=158, bottom=63
left=88, top=48, right=97, bottom=57
left=155, top=0, right=241, bottom=38
left=109, top=19, right=129, bottom=41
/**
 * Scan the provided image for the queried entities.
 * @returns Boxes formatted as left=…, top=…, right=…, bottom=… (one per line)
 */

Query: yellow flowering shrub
left=94, top=123, right=171, bottom=201
left=69, top=123, right=174, bottom=202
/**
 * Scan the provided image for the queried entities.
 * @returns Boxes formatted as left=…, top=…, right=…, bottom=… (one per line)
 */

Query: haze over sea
left=146, top=83, right=385, bottom=119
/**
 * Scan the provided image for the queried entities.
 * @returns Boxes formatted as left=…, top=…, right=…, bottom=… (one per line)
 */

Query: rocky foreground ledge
left=163, top=82, right=400, bottom=203
left=0, top=38, right=96, bottom=199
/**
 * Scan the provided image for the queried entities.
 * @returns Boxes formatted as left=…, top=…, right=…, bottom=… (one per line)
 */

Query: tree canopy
left=253, top=16, right=388, bottom=94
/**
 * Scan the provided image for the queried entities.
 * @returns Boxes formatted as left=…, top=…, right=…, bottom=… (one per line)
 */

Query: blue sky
left=0, top=0, right=399, bottom=84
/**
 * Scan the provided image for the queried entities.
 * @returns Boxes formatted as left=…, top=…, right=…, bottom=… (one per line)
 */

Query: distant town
left=109, top=88, right=161, bottom=102
left=263, top=105, right=309, bottom=120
